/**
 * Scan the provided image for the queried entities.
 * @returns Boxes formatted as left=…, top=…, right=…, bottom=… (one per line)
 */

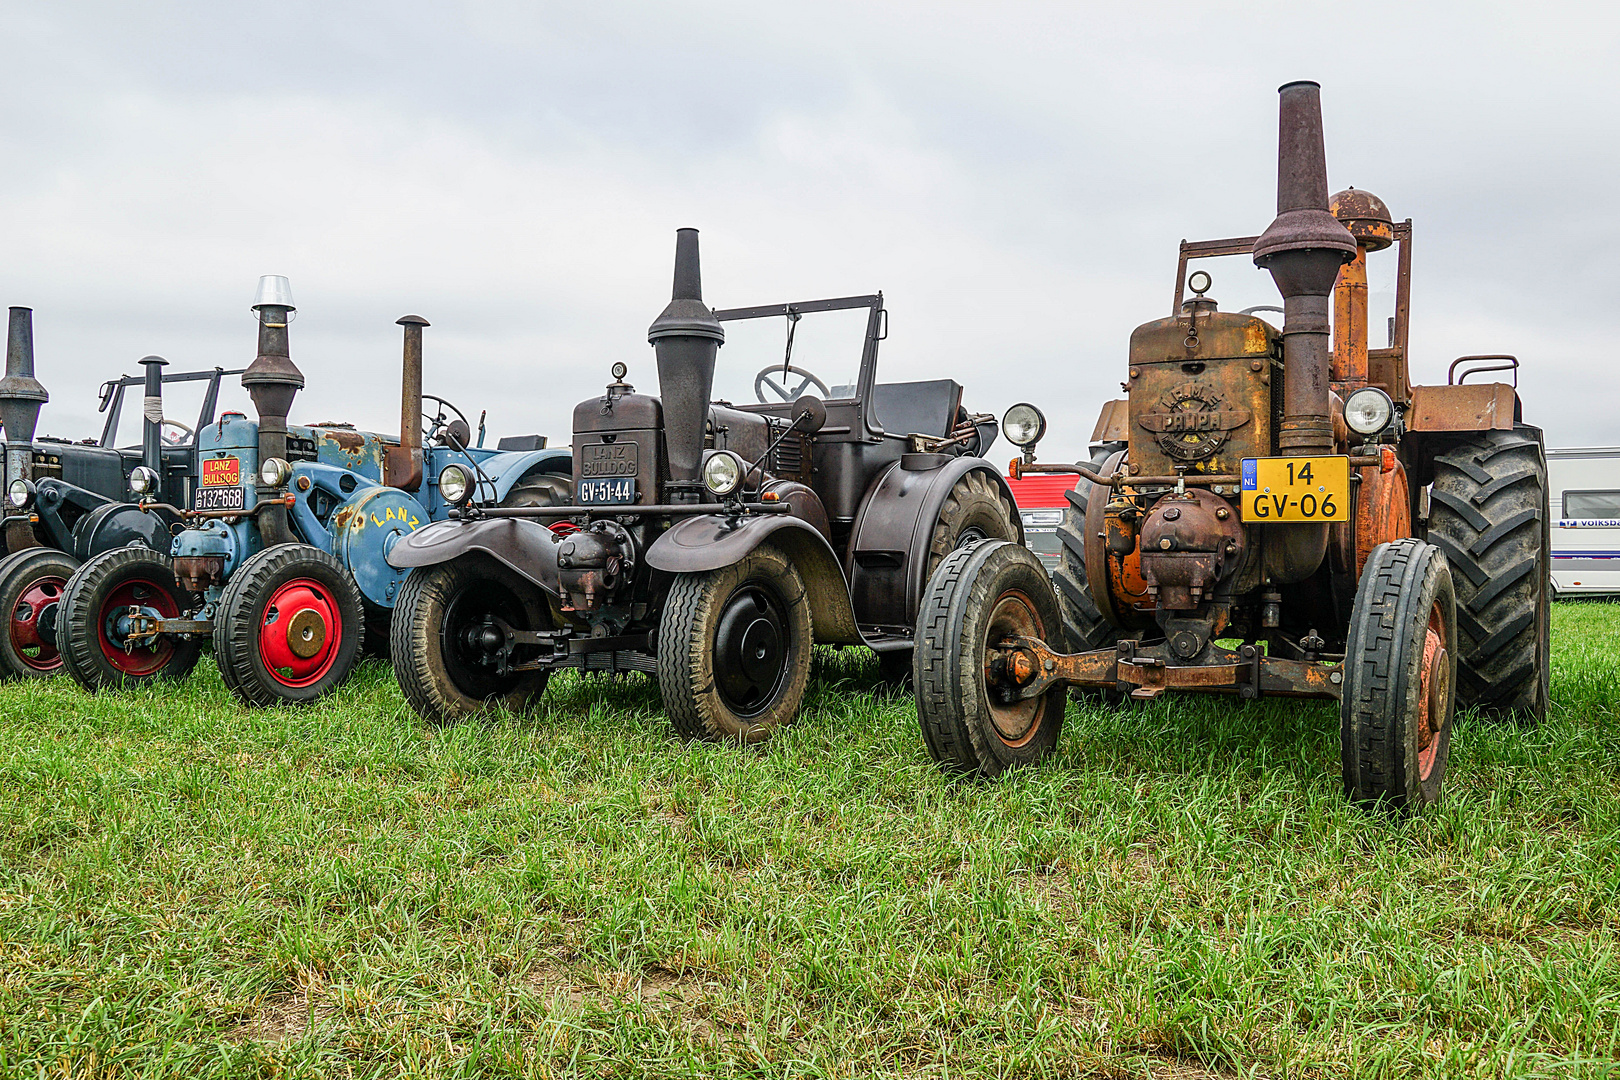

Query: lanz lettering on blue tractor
left=56, top=279, right=569, bottom=706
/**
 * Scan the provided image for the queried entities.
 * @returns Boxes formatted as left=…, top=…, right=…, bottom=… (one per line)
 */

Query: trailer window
left=1563, top=490, right=1620, bottom=518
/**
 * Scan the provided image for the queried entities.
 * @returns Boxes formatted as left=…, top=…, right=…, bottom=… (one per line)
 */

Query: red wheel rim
left=98, top=576, right=181, bottom=676
left=10, top=573, right=67, bottom=672
left=1415, top=600, right=1450, bottom=782
left=258, top=578, right=344, bottom=688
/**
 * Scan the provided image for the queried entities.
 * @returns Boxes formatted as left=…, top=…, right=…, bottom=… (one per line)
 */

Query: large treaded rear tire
left=1425, top=425, right=1549, bottom=721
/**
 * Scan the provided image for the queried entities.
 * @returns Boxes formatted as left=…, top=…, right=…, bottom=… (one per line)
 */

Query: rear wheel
left=59, top=546, right=201, bottom=691
left=1341, top=539, right=1457, bottom=812
left=391, top=556, right=553, bottom=724
left=0, top=548, right=79, bottom=679
left=1053, top=451, right=1126, bottom=703
left=501, top=471, right=571, bottom=509
left=914, top=540, right=1067, bottom=777
left=923, top=471, right=1019, bottom=587
left=658, top=543, right=813, bottom=743
left=214, top=544, right=365, bottom=706
left=1426, top=425, right=1549, bottom=721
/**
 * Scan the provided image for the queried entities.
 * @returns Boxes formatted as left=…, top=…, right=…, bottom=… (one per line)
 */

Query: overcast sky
left=1, top=1, right=1614, bottom=463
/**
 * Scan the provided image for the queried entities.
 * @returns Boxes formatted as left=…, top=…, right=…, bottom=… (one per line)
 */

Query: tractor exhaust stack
left=139, top=354, right=168, bottom=476
left=1253, top=81, right=1357, bottom=457
left=386, top=315, right=428, bottom=491
left=648, top=228, right=724, bottom=503
left=241, top=275, right=303, bottom=545
left=1, top=306, right=48, bottom=551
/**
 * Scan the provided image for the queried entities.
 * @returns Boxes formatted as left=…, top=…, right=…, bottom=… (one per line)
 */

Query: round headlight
left=1344, top=387, right=1394, bottom=437
left=259, top=457, right=291, bottom=488
left=703, top=451, right=744, bottom=496
left=128, top=466, right=160, bottom=496
left=438, top=464, right=472, bottom=505
left=1002, top=403, right=1047, bottom=448
left=7, top=479, right=34, bottom=509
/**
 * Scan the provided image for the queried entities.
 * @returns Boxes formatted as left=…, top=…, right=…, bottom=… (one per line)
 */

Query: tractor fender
left=1407, top=383, right=1520, bottom=432
left=387, top=517, right=563, bottom=599
left=645, top=514, right=862, bottom=645
left=464, top=448, right=574, bottom=503
left=846, top=455, right=1023, bottom=631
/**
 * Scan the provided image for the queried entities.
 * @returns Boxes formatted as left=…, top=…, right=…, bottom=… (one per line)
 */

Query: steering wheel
left=422, top=394, right=473, bottom=447
left=754, top=365, right=830, bottom=404
left=161, top=420, right=193, bottom=445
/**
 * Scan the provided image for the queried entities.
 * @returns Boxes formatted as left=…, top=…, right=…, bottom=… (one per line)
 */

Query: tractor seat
left=872, top=379, right=963, bottom=439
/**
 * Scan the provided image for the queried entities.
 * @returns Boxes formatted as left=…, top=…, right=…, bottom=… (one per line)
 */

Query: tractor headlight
left=1344, top=387, right=1394, bottom=437
left=703, top=451, right=744, bottom=497
left=128, top=466, right=160, bottom=496
left=7, top=479, right=34, bottom=509
left=1002, top=403, right=1047, bottom=448
left=258, top=457, right=291, bottom=488
left=437, top=463, right=473, bottom=506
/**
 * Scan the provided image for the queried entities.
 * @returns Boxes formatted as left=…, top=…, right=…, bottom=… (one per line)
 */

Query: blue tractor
left=56, top=277, right=570, bottom=704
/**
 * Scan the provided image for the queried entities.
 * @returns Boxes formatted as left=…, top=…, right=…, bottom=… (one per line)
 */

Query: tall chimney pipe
left=241, top=276, right=303, bottom=545
left=1252, top=81, right=1357, bottom=457
left=1, top=307, right=48, bottom=552
left=139, top=355, right=168, bottom=476
left=648, top=228, right=724, bottom=503
left=386, top=315, right=428, bottom=492
left=1, top=307, right=48, bottom=482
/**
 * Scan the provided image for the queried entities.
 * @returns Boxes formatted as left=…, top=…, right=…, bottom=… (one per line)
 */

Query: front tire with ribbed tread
left=59, top=545, right=201, bottom=691
left=1425, top=425, right=1549, bottom=721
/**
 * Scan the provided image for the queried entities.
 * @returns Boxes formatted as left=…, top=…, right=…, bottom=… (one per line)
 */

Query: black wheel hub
left=956, top=525, right=989, bottom=550
left=713, top=584, right=788, bottom=717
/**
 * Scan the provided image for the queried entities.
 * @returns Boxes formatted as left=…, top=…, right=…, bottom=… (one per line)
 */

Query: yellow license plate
left=1240, top=456, right=1349, bottom=522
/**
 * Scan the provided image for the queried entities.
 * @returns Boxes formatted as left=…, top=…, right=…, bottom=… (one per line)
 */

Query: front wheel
left=59, top=546, right=201, bottom=691
left=914, top=540, right=1067, bottom=777
left=214, top=544, right=366, bottom=706
left=1341, top=538, right=1458, bottom=813
left=391, top=556, right=553, bottom=725
left=658, top=543, right=813, bottom=743
left=0, top=547, right=79, bottom=679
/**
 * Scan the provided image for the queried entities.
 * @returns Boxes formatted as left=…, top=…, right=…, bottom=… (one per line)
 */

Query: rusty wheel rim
left=1415, top=598, right=1450, bottom=782
left=982, top=588, right=1047, bottom=747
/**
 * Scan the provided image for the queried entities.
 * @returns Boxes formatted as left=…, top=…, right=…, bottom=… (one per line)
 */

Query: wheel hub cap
left=983, top=589, right=1046, bottom=745
left=1415, top=603, right=1450, bottom=782
left=714, top=585, right=788, bottom=717
left=259, top=579, right=343, bottom=687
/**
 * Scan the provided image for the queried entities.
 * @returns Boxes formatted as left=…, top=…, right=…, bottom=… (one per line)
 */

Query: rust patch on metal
left=1408, top=383, right=1516, bottom=431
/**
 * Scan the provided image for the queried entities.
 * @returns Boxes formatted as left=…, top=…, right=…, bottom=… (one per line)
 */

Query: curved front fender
left=472, top=447, right=574, bottom=503
left=646, top=514, right=862, bottom=645
left=386, top=517, right=562, bottom=597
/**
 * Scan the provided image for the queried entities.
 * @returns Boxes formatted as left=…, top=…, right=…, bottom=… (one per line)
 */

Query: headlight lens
left=7, top=479, right=34, bottom=509
left=1344, top=387, right=1394, bottom=436
left=128, top=466, right=160, bottom=496
left=1002, top=403, right=1047, bottom=448
left=703, top=451, right=743, bottom=496
left=438, top=464, right=472, bottom=505
left=258, top=457, right=291, bottom=488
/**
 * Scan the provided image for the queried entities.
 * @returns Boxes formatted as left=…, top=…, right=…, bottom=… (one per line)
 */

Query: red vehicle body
left=1004, top=474, right=1075, bottom=574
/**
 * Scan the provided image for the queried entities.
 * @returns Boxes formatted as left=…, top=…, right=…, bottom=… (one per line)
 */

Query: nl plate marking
left=577, top=478, right=635, bottom=505
left=1241, top=456, right=1349, bottom=522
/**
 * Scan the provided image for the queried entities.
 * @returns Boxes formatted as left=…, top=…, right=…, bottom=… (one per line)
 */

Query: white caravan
left=1549, top=447, right=1620, bottom=597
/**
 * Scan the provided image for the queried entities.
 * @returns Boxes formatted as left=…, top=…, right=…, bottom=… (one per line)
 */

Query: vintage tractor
left=387, top=228, right=1017, bottom=739
left=56, top=277, right=570, bottom=704
left=0, top=304, right=247, bottom=679
left=914, top=81, right=1549, bottom=812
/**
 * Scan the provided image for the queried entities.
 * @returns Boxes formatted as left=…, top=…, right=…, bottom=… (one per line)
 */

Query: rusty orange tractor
left=913, top=81, right=1548, bottom=812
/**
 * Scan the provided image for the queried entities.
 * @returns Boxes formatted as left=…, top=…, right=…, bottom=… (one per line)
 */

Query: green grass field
left=1, top=603, right=1618, bottom=1078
